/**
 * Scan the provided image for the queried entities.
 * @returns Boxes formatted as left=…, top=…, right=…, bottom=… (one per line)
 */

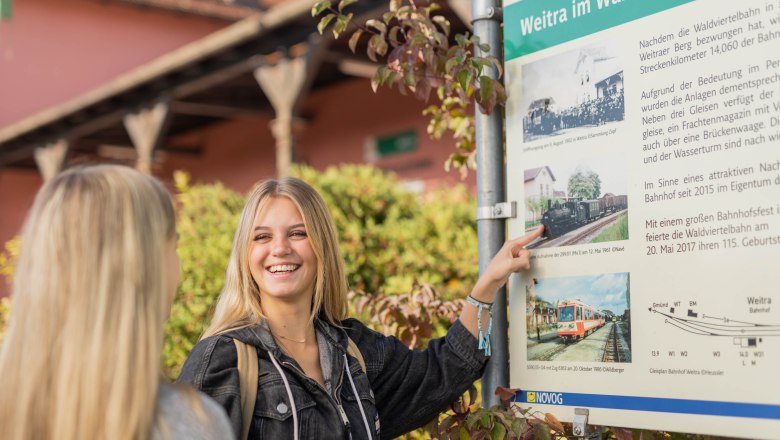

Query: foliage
left=353, top=283, right=462, bottom=348
left=0, top=296, right=10, bottom=342
left=0, top=237, right=20, bottom=285
left=163, top=171, right=246, bottom=379
left=427, top=386, right=569, bottom=440
left=292, top=164, right=478, bottom=299
left=312, top=0, right=506, bottom=177
left=567, top=168, right=602, bottom=200
left=0, top=238, right=19, bottom=343
left=525, top=196, right=554, bottom=226
left=590, top=214, right=629, bottom=244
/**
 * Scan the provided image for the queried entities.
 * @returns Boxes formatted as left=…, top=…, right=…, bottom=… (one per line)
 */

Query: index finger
left=511, top=225, right=544, bottom=247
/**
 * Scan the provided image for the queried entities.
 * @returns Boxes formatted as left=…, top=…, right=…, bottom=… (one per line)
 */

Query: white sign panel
left=504, top=0, right=780, bottom=437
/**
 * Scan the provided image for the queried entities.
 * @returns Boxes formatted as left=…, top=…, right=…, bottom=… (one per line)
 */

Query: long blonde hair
left=0, top=165, right=176, bottom=440
left=203, top=177, right=348, bottom=338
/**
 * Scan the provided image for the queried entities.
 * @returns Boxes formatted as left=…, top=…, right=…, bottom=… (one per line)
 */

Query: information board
left=504, top=0, right=780, bottom=437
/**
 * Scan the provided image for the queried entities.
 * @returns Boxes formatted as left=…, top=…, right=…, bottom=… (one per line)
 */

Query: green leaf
left=311, top=1, right=331, bottom=17
left=533, top=422, right=551, bottom=440
left=479, top=75, right=494, bottom=104
left=317, top=13, right=337, bottom=35
left=371, top=66, right=386, bottom=92
left=366, top=34, right=379, bottom=62
left=456, top=69, right=473, bottom=93
left=385, top=71, right=397, bottom=86
left=332, top=12, right=353, bottom=39
left=459, top=426, right=470, bottom=440
left=366, top=19, right=387, bottom=34
left=432, top=15, right=451, bottom=36
left=337, top=0, right=357, bottom=12
left=388, top=26, right=402, bottom=46
left=348, top=29, right=363, bottom=53
left=490, top=423, right=507, bottom=440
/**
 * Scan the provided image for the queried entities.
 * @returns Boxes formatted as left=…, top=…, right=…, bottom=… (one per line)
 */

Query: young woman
left=0, top=165, right=234, bottom=440
left=178, top=177, right=543, bottom=440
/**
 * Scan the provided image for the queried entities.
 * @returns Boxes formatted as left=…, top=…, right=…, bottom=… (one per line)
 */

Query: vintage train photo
left=541, top=194, right=627, bottom=239
left=526, top=273, right=631, bottom=363
left=556, top=299, right=606, bottom=344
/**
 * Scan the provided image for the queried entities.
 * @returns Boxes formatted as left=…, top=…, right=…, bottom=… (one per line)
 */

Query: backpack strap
left=233, top=339, right=258, bottom=440
left=346, top=337, right=366, bottom=373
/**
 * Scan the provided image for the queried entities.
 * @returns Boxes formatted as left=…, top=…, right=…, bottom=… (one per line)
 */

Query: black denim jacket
left=177, top=318, right=488, bottom=440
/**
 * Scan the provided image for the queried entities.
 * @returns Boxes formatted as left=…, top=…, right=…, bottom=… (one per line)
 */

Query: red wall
left=0, top=0, right=225, bottom=127
left=164, top=78, right=476, bottom=194
left=0, top=169, right=40, bottom=297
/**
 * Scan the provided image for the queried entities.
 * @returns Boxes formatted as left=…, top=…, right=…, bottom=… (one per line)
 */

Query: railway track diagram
left=649, top=307, right=780, bottom=345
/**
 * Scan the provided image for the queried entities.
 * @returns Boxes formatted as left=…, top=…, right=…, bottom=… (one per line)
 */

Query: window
left=558, top=306, right=575, bottom=322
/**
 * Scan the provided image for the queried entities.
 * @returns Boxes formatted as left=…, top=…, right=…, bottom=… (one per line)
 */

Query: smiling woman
left=249, top=197, right=318, bottom=307
left=177, top=177, right=542, bottom=440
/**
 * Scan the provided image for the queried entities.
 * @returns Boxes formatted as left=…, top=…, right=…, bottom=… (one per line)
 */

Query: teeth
left=269, top=264, right=298, bottom=273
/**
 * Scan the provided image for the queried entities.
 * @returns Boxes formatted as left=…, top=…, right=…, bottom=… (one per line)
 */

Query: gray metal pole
left=472, top=0, right=506, bottom=408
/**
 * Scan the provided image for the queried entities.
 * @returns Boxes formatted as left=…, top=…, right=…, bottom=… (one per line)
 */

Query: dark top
left=177, top=318, right=488, bottom=439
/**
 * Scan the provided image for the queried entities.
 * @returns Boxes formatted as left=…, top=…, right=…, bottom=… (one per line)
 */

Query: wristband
left=466, top=295, right=494, bottom=356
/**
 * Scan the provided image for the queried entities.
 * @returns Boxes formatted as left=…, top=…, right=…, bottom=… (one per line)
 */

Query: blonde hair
left=0, top=165, right=176, bottom=440
left=203, top=177, right=348, bottom=338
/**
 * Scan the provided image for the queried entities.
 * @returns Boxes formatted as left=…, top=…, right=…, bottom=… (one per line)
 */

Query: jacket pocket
left=252, top=375, right=318, bottom=437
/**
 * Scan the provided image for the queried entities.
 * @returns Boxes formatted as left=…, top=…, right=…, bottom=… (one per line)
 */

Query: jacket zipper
left=281, top=359, right=356, bottom=439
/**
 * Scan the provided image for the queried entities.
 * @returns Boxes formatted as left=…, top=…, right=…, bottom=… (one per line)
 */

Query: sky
left=534, top=272, right=629, bottom=314
left=542, top=153, right=628, bottom=197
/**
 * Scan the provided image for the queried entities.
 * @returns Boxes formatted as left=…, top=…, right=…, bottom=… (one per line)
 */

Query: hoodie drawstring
left=268, top=351, right=299, bottom=440
left=344, top=354, right=373, bottom=439
left=266, top=351, right=373, bottom=440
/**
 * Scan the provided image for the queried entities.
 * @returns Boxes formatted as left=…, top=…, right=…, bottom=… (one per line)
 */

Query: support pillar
left=472, top=0, right=507, bottom=408
left=123, top=98, right=170, bottom=174
left=254, top=36, right=325, bottom=178
left=33, top=139, right=68, bottom=181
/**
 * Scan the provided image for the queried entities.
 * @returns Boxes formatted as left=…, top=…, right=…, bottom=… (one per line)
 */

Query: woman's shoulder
left=178, top=334, right=239, bottom=387
left=153, top=382, right=235, bottom=440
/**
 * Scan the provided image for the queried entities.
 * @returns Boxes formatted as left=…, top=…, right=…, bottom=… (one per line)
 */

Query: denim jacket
left=177, top=318, right=488, bottom=440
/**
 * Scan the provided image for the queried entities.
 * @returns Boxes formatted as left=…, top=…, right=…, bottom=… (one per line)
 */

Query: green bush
left=0, top=297, right=10, bottom=342
left=292, top=164, right=478, bottom=299
left=0, top=238, right=19, bottom=343
left=163, top=171, right=245, bottom=379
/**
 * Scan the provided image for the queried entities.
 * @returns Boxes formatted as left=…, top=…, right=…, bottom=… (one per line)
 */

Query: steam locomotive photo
left=541, top=194, right=627, bottom=239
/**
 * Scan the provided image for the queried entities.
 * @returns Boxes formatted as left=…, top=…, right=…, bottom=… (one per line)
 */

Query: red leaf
left=494, top=386, right=517, bottom=407
left=543, top=413, right=564, bottom=434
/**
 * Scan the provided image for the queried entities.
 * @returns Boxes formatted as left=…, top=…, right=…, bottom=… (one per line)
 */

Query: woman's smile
left=249, top=196, right=317, bottom=303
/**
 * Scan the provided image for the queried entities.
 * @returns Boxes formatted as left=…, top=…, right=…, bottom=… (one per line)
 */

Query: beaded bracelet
left=466, top=295, right=494, bottom=356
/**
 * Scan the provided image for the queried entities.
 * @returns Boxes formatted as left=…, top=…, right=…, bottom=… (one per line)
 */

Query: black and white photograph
left=519, top=40, right=624, bottom=142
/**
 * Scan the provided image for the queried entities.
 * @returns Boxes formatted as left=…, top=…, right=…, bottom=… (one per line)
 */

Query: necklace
left=273, top=332, right=307, bottom=344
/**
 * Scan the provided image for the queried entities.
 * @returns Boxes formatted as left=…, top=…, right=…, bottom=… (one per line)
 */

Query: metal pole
left=472, top=0, right=506, bottom=408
